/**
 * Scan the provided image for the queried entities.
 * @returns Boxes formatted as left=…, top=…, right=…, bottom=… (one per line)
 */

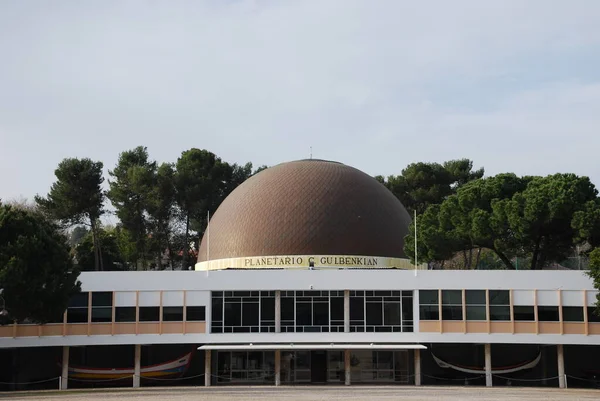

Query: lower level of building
left=2, top=343, right=600, bottom=391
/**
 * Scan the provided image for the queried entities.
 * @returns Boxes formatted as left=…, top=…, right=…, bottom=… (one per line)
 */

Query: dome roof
left=197, top=159, right=411, bottom=262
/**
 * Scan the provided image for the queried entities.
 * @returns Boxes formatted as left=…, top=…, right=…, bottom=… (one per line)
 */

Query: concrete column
left=344, top=349, right=351, bottom=386
left=344, top=290, right=350, bottom=333
left=484, top=344, right=492, bottom=387
left=414, top=349, right=421, bottom=386
left=275, top=290, right=281, bottom=333
left=205, top=350, right=212, bottom=387
left=557, top=344, right=565, bottom=388
left=133, top=344, right=141, bottom=388
left=275, top=350, right=281, bottom=386
left=61, top=346, right=69, bottom=390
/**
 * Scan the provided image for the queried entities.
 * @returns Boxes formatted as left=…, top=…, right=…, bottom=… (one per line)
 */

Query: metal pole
left=275, top=350, right=281, bottom=386
left=557, top=344, right=565, bottom=389
left=133, top=344, right=141, bottom=388
left=205, top=350, right=212, bottom=387
left=344, top=349, right=351, bottom=386
left=414, top=210, right=418, bottom=275
left=485, top=344, right=492, bottom=387
left=61, top=346, right=69, bottom=390
left=414, top=349, right=421, bottom=386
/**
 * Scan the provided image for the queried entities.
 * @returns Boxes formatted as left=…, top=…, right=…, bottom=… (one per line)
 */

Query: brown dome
left=197, top=159, right=411, bottom=262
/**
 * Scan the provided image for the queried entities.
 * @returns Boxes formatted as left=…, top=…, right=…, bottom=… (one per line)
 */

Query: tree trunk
left=495, top=250, right=515, bottom=270
left=90, top=219, right=101, bottom=271
left=467, top=248, right=473, bottom=269
left=530, top=236, right=542, bottom=270
left=462, top=250, right=468, bottom=270
left=475, top=247, right=482, bottom=270
left=183, top=213, right=190, bottom=269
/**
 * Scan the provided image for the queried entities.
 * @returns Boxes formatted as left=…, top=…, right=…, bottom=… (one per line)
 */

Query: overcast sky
left=2, top=1, right=600, bottom=208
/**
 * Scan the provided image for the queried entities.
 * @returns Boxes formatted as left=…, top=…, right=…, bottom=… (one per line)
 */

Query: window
left=562, top=306, right=584, bottom=322
left=465, top=290, right=486, bottom=321
left=281, top=292, right=295, bottom=333
left=163, top=306, right=183, bottom=322
left=67, top=292, right=89, bottom=323
left=351, top=291, right=413, bottom=332
left=211, top=291, right=275, bottom=333
left=115, top=307, right=136, bottom=322
left=588, top=307, right=600, bottom=323
left=91, top=292, right=112, bottom=323
left=419, top=290, right=439, bottom=321
left=537, top=306, right=559, bottom=322
left=186, top=306, right=206, bottom=321
left=295, top=291, right=330, bottom=333
left=513, top=306, right=535, bottom=321
left=442, top=290, right=462, bottom=320
left=139, top=306, right=160, bottom=322
left=489, top=290, right=510, bottom=321
left=350, top=291, right=365, bottom=331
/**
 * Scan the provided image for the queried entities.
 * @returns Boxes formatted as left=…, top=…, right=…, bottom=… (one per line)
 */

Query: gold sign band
left=195, top=255, right=426, bottom=271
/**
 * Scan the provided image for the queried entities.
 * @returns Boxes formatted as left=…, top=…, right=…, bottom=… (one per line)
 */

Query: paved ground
left=2, top=386, right=600, bottom=401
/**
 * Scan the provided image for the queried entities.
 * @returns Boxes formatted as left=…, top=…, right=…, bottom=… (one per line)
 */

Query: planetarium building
left=1, top=160, right=600, bottom=391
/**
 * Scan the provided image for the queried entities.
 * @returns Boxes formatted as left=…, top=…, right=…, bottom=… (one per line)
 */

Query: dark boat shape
left=432, top=352, right=541, bottom=374
left=69, top=352, right=192, bottom=380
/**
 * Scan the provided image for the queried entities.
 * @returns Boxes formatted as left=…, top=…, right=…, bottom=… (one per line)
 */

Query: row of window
left=419, top=290, right=600, bottom=322
left=211, top=290, right=414, bottom=334
left=66, top=305, right=206, bottom=323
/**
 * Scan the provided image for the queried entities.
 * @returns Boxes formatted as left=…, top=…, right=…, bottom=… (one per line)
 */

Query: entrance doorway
left=310, top=351, right=327, bottom=383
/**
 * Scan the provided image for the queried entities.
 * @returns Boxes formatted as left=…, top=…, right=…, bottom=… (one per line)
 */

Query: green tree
left=35, top=158, right=105, bottom=270
left=498, top=174, right=598, bottom=269
left=174, top=149, right=230, bottom=268
left=147, top=163, right=176, bottom=269
left=75, top=227, right=125, bottom=271
left=406, top=173, right=598, bottom=270
left=587, top=248, right=600, bottom=314
left=0, top=203, right=80, bottom=323
left=379, top=159, right=483, bottom=215
left=572, top=198, right=600, bottom=248
left=107, top=147, right=157, bottom=269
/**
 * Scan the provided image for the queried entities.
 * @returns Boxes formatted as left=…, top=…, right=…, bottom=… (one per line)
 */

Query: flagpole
left=414, top=209, right=418, bottom=276
left=207, top=210, right=210, bottom=262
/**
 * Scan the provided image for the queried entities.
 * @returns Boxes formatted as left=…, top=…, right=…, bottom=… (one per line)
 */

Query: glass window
left=442, top=290, right=462, bottom=320
left=366, top=301, right=383, bottom=326
left=465, top=290, right=485, bottom=305
left=466, top=290, right=486, bottom=321
left=139, top=306, right=160, bottom=322
left=163, top=306, right=183, bottom=322
left=419, top=305, right=439, bottom=320
left=537, top=306, right=559, bottom=322
left=419, top=290, right=438, bottom=305
left=92, top=292, right=112, bottom=307
left=588, top=307, right=600, bottom=323
left=68, top=292, right=89, bottom=308
left=115, top=307, right=136, bottom=322
left=419, top=290, right=439, bottom=320
left=260, top=297, right=275, bottom=321
left=91, top=307, right=112, bottom=323
left=513, top=306, right=535, bottom=321
left=466, top=306, right=486, bottom=320
left=330, top=297, right=344, bottom=322
left=186, top=306, right=206, bottom=321
left=490, top=306, right=510, bottom=321
left=442, top=290, right=462, bottom=305
left=242, top=302, right=259, bottom=327
left=67, top=307, right=88, bottom=323
left=562, top=306, right=584, bottom=322
left=489, top=290, right=509, bottom=305
left=383, top=303, right=401, bottom=326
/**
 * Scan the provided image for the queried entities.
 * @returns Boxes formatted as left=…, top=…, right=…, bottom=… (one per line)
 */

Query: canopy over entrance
left=198, top=343, right=427, bottom=350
